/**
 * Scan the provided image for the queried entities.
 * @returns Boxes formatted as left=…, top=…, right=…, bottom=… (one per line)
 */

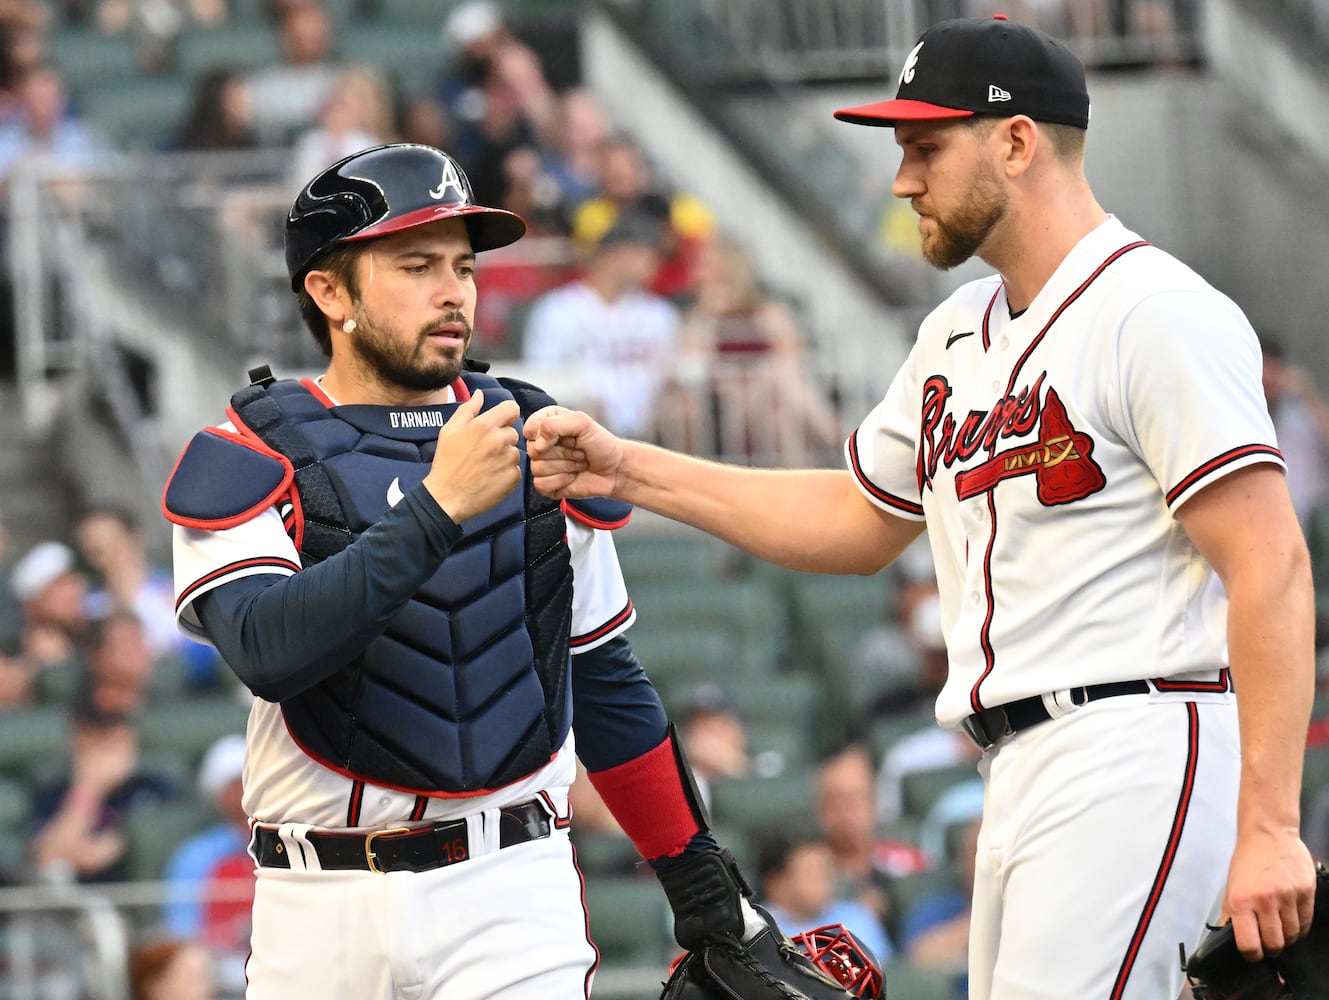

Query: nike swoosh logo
left=946, top=330, right=976, bottom=349
left=386, top=477, right=404, bottom=508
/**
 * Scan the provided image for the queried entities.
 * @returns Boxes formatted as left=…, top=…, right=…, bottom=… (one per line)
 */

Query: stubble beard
left=351, top=308, right=472, bottom=393
left=918, top=166, right=1008, bottom=271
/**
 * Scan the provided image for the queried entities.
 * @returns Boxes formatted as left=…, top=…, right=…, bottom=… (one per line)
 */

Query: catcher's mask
left=789, top=923, right=885, bottom=999
left=1183, top=862, right=1329, bottom=1000
left=284, top=143, right=526, bottom=292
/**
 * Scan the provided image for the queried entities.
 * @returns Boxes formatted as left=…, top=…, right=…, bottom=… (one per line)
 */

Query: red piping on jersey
left=537, top=789, right=572, bottom=829
left=968, top=241, right=1150, bottom=711
left=572, top=843, right=599, bottom=998
left=981, top=286, right=1000, bottom=352
left=1110, top=702, right=1200, bottom=999
left=849, top=430, right=926, bottom=515
left=571, top=601, right=633, bottom=649
left=1165, top=444, right=1284, bottom=507
left=175, top=556, right=302, bottom=613
left=346, top=781, right=365, bottom=826
left=561, top=499, right=632, bottom=531
left=281, top=718, right=561, bottom=799
left=162, top=427, right=297, bottom=532
left=1152, top=668, right=1230, bottom=693
left=225, top=406, right=309, bottom=553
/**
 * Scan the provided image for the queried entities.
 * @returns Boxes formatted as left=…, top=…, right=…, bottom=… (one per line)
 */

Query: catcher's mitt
left=1183, top=862, right=1329, bottom=1000
left=659, top=907, right=885, bottom=1000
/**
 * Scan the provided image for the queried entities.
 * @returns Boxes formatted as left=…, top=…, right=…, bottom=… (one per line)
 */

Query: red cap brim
left=347, top=203, right=527, bottom=252
left=833, top=99, right=976, bottom=127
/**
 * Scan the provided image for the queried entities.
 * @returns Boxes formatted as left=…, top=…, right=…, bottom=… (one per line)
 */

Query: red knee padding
left=587, top=734, right=701, bottom=861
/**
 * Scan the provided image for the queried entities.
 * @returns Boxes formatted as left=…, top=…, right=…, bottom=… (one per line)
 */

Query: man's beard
left=918, top=168, right=1007, bottom=271
left=350, top=309, right=471, bottom=392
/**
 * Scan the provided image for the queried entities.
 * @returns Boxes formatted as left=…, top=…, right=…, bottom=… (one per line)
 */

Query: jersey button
left=991, top=380, right=1001, bottom=393
left=971, top=591, right=981, bottom=605
left=999, top=336, right=1010, bottom=350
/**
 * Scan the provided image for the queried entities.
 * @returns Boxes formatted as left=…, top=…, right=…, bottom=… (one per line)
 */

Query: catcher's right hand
left=659, top=906, right=884, bottom=1000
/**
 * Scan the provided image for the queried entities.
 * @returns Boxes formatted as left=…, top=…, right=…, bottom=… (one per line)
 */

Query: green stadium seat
left=879, top=958, right=960, bottom=1000
left=122, top=797, right=216, bottom=882
left=899, top=762, right=981, bottom=824
left=626, top=622, right=754, bottom=690
left=78, top=74, right=194, bottom=150
left=0, top=706, right=69, bottom=783
left=339, top=23, right=448, bottom=94
left=176, top=24, right=281, bottom=74
left=708, top=770, right=816, bottom=838
left=1302, top=743, right=1329, bottom=813
left=613, top=531, right=730, bottom=584
left=48, top=29, right=139, bottom=89
left=583, top=875, right=674, bottom=967
left=138, top=695, right=252, bottom=771
left=630, top=576, right=788, bottom=672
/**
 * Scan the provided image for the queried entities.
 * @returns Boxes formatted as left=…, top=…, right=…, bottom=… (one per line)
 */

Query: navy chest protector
left=223, top=373, right=576, bottom=795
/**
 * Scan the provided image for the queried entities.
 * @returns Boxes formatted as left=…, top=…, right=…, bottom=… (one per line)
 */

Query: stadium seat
left=899, top=762, right=981, bottom=824
left=708, top=770, right=816, bottom=838
left=48, top=29, right=139, bottom=90
left=78, top=74, right=194, bottom=150
left=138, top=695, right=252, bottom=771
left=122, top=797, right=216, bottom=882
left=630, top=576, right=788, bottom=672
left=879, top=958, right=959, bottom=1000
left=583, top=875, right=674, bottom=967
left=176, top=24, right=281, bottom=74
left=0, top=706, right=69, bottom=783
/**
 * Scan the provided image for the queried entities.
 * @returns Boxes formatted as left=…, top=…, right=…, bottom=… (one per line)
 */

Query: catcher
left=1184, top=861, right=1328, bottom=999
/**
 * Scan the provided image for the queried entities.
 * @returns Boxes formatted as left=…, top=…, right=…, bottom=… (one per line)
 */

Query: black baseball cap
left=833, top=15, right=1090, bottom=129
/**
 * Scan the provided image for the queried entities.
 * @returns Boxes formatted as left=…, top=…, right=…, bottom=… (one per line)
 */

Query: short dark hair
left=296, top=244, right=363, bottom=357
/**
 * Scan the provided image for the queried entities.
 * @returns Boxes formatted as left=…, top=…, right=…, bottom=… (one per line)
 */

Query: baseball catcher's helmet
left=1184, top=862, right=1329, bottom=1000
left=285, top=143, right=526, bottom=291
left=790, top=923, right=886, bottom=998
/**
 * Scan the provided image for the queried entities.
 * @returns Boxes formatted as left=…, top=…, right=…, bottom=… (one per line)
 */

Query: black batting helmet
left=284, top=143, right=526, bottom=292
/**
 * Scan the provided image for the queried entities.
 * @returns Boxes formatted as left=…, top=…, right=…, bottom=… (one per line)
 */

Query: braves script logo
left=917, top=373, right=1106, bottom=506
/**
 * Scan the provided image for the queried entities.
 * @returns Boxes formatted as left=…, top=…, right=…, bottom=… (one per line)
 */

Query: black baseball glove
left=655, top=848, right=883, bottom=1000
left=1183, top=862, right=1329, bottom=1000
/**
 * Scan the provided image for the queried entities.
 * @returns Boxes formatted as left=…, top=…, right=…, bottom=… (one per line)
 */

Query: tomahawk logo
left=429, top=159, right=468, bottom=202
left=988, top=84, right=1012, bottom=103
left=899, top=41, right=924, bottom=85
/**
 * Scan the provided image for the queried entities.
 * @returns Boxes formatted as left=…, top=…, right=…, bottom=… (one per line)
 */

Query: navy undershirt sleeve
left=194, top=485, right=462, bottom=702
left=570, top=634, right=669, bottom=772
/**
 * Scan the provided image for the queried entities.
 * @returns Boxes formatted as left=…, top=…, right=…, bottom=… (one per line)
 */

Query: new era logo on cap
left=833, top=15, right=1090, bottom=129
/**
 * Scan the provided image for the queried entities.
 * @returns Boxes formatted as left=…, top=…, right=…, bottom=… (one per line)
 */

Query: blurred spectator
left=0, top=60, right=114, bottom=198
left=857, top=588, right=948, bottom=724
left=1260, top=332, right=1329, bottom=531
left=162, top=733, right=253, bottom=993
left=396, top=91, right=452, bottom=150
left=128, top=937, right=217, bottom=1000
left=94, top=0, right=228, bottom=74
left=521, top=210, right=682, bottom=440
left=676, top=682, right=750, bottom=811
left=0, top=0, right=47, bottom=112
left=172, top=66, right=258, bottom=152
left=876, top=723, right=981, bottom=829
left=29, top=698, right=178, bottom=883
left=662, top=234, right=841, bottom=464
left=74, top=506, right=179, bottom=659
left=437, top=0, right=560, bottom=206
left=81, top=609, right=155, bottom=715
left=546, top=87, right=610, bottom=207
left=900, top=816, right=980, bottom=997
left=498, top=144, right=571, bottom=238
left=570, top=133, right=715, bottom=299
left=246, top=0, right=342, bottom=146
left=817, top=743, right=927, bottom=941
left=755, top=827, right=894, bottom=967
left=10, top=540, right=89, bottom=675
left=0, top=638, right=34, bottom=709
left=0, top=504, right=20, bottom=645
left=288, top=63, right=394, bottom=193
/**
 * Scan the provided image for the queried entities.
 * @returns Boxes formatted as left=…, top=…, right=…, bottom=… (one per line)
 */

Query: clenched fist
left=424, top=389, right=522, bottom=523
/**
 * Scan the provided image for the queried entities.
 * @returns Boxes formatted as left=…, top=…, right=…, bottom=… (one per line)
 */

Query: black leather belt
left=961, top=680, right=1151, bottom=751
left=252, top=799, right=551, bottom=874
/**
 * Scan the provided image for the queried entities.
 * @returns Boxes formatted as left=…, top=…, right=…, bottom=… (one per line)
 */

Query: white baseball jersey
left=849, top=216, right=1281, bottom=729
left=172, top=419, right=636, bottom=831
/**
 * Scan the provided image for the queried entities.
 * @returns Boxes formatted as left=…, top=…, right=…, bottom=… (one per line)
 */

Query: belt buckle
left=364, top=827, right=411, bottom=874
